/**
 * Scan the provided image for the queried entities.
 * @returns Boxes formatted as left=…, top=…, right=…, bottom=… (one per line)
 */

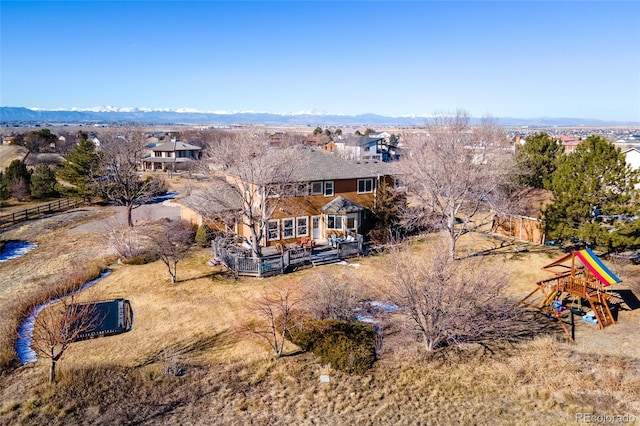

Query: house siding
left=260, top=177, right=381, bottom=246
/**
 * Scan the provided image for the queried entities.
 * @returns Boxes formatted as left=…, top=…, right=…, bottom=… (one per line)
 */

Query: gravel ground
left=68, top=201, right=181, bottom=234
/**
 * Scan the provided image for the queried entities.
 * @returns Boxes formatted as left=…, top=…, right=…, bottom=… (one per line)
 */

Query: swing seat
left=582, top=311, right=598, bottom=324
left=570, top=306, right=585, bottom=316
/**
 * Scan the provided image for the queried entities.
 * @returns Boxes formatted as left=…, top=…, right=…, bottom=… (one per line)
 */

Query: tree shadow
left=177, top=270, right=228, bottom=283
left=462, top=239, right=554, bottom=260
left=611, top=289, right=640, bottom=310
left=136, top=328, right=236, bottom=368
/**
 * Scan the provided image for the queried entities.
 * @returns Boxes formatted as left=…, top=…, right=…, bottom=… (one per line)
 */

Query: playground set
left=517, top=248, right=620, bottom=341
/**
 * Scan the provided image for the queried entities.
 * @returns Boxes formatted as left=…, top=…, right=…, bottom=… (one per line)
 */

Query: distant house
left=558, top=135, right=581, bottom=153
left=333, top=135, right=400, bottom=162
left=142, top=139, right=202, bottom=171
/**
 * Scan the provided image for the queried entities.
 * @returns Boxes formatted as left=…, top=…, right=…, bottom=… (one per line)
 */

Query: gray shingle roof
left=291, top=149, right=399, bottom=182
left=151, top=141, right=202, bottom=152
left=179, top=181, right=244, bottom=215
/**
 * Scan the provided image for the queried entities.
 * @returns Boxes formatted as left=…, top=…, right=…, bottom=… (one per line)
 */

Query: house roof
left=320, top=196, right=365, bottom=213
left=622, top=147, right=640, bottom=155
left=290, top=149, right=400, bottom=182
left=151, top=141, right=202, bottom=152
left=178, top=181, right=244, bottom=215
left=337, top=136, right=384, bottom=147
left=142, top=157, right=195, bottom=164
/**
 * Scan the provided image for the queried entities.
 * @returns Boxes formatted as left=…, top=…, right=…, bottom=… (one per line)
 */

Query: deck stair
left=311, top=254, right=342, bottom=267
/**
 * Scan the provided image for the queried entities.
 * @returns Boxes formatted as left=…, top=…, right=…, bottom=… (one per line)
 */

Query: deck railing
left=212, top=236, right=362, bottom=277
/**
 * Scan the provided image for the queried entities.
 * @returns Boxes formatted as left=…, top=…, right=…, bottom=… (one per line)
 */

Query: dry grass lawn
left=0, top=144, right=28, bottom=171
left=1, top=210, right=639, bottom=425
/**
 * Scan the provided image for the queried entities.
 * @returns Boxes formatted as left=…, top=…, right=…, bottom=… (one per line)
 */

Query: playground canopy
left=575, top=248, right=621, bottom=286
left=542, top=248, right=621, bottom=287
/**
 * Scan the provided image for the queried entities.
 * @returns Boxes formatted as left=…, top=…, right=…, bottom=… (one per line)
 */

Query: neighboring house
left=142, top=139, right=202, bottom=171
left=623, top=147, right=640, bottom=188
left=333, top=135, right=400, bottom=162
left=558, top=135, right=581, bottom=153
left=179, top=149, right=401, bottom=248
left=623, top=147, right=640, bottom=171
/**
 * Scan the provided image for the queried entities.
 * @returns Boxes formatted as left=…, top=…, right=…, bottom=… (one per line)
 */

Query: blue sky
left=1, top=1, right=639, bottom=121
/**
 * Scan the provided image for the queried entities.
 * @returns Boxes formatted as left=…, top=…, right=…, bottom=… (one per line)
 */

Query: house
left=557, top=135, right=581, bottom=153
left=333, top=135, right=400, bottom=162
left=179, top=149, right=401, bottom=249
left=623, top=147, right=640, bottom=171
left=142, top=139, right=202, bottom=171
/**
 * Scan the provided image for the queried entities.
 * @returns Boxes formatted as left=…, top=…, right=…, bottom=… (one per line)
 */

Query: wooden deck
left=212, top=238, right=362, bottom=277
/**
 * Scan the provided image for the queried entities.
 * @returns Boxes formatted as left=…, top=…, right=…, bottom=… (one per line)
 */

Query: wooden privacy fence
left=491, top=213, right=545, bottom=244
left=0, top=198, right=83, bottom=228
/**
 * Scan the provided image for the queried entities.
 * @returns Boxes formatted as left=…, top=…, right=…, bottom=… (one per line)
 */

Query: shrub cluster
left=288, top=318, right=377, bottom=374
left=195, top=224, right=215, bottom=248
left=121, top=252, right=158, bottom=265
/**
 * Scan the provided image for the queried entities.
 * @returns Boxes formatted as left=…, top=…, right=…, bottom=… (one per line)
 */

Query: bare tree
left=145, top=219, right=196, bottom=284
left=102, top=221, right=148, bottom=260
left=96, top=128, right=168, bottom=227
left=386, top=241, right=520, bottom=352
left=401, top=111, right=514, bottom=259
left=189, top=130, right=305, bottom=258
left=10, top=178, right=29, bottom=201
left=28, top=296, right=100, bottom=383
left=241, top=285, right=298, bottom=358
left=301, top=272, right=360, bottom=321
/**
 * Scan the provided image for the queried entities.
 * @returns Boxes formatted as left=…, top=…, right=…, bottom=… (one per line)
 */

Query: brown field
left=0, top=203, right=639, bottom=425
left=0, top=144, right=29, bottom=171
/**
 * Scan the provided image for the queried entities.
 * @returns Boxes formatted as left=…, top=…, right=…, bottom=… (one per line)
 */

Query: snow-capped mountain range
left=1, top=106, right=637, bottom=127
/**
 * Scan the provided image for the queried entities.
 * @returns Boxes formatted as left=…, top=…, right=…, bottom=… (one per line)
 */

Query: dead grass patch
left=1, top=227, right=639, bottom=424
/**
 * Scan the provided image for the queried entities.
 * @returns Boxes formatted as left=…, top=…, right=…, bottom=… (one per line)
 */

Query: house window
left=310, top=182, right=323, bottom=195
left=357, top=178, right=373, bottom=194
left=282, top=218, right=294, bottom=239
left=326, top=214, right=343, bottom=230
left=297, top=183, right=309, bottom=196
left=154, top=152, right=162, bottom=157
left=324, top=181, right=334, bottom=197
left=282, top=184, right=296, bottom=197
left=346, top=213, right=357, bottom=231
left=296, top=216, right=308, bottom=236
left=267, top=220, right=280, bottom=241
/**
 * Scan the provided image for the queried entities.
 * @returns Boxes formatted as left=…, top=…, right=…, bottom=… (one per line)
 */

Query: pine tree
left=30, top=164, right=59, bottom=199
left=543, top=135, right=639, bottom=250
left=515, top=132, right=563, bottom=189
left=58, top=138, right=100, bottom=199
left=0, top=172, right=10, bottom=203
left=2, top=159, right=31, bottom=199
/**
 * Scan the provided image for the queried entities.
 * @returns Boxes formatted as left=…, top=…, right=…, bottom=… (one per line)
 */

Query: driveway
left=68, top=200, right=182, bottom=234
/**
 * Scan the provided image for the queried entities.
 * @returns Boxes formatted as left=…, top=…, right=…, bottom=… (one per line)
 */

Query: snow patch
left=16, top=270, right=112, bottom=364
left=0, top=241, right=37, bottom=263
